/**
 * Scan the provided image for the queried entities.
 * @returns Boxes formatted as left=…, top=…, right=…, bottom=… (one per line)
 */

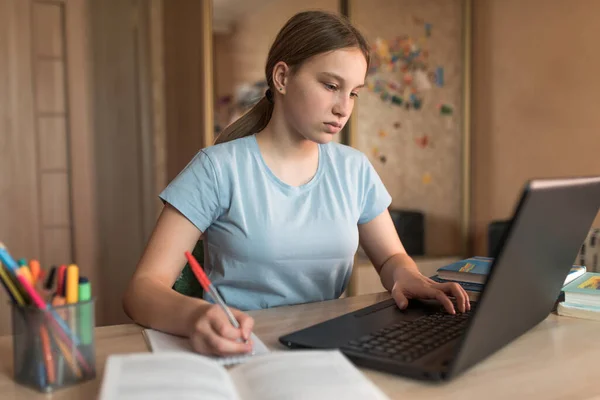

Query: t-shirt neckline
left=249, top=134, right=325, bottom=193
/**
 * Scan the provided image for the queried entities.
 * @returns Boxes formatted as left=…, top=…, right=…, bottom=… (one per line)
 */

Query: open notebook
left=142, top=328, right=270, bottom=366
left=99, top=350, right=390, bottom=400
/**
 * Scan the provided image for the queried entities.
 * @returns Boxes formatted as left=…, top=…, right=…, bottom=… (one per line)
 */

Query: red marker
left=56, top=265, right=67, bottom=296
left=184, top=251, right=241, bottom=331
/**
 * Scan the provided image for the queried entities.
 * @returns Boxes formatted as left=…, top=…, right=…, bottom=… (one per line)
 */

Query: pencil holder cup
left=10, top=299, right=96, bottom=393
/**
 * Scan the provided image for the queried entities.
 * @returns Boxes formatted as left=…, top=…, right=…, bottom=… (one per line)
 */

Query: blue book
left=557, top=302, right=600, bottom=321
left=562, top=272, right=600, bottom=307
left=436, top=257, right=494, bottom=284
left=430, top=275, right=484, bottom=292
left=436, top=258, right=586, bottom=287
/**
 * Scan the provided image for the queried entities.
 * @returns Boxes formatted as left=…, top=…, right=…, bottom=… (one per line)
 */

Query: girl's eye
left=351, top=92, right=359, bottom=98
left=324, top=83, right=338, bottom=91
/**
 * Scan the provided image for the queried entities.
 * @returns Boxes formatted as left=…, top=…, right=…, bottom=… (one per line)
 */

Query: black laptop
left=279, top=176, right=600, bottom=381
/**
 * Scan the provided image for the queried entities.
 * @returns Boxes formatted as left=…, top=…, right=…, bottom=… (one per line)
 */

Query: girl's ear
left=272, top=61, right=290, bottom=94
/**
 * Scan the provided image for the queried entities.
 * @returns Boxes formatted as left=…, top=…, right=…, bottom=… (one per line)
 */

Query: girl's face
left=277, top=47, right=367, bottom=144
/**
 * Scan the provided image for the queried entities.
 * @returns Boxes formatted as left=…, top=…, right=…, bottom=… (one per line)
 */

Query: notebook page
left=143, top=328, right=270, bottom=366
left=98, top=353, right=240, bottom=400
left=230, top=350, right=390, bottom=400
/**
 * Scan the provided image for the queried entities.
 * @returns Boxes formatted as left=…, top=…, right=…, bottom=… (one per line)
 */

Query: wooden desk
left=1, top=292, right=599, bottom=399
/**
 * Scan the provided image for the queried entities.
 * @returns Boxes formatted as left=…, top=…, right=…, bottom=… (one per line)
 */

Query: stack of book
left=557, top=272, right=600, bottom=321
left=431, top=257, right=587, bottom=302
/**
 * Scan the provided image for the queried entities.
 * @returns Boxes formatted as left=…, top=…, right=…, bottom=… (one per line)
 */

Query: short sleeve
left=159, top=150, right=221, bottom=233
left=358, top=155, right=392, bottom=224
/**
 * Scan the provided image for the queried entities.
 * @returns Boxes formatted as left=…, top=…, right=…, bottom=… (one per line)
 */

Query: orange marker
left=39, top=326, right=56, bottom=384
left=52, top=331, right=82, bottom=378
left=29, top=259, right=41, bottom=285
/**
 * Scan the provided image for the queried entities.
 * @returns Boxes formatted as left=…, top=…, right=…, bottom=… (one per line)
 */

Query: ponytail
left=214, top=95, right=274, bottom=145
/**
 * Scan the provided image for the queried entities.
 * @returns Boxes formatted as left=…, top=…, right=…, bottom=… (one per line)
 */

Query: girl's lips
left=324, top=122, right=342, bottom=133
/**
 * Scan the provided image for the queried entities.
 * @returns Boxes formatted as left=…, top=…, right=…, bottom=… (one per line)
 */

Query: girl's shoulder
left=323, top=141, right=369, bottom=165
left=198, top=135, right=256, bottom=168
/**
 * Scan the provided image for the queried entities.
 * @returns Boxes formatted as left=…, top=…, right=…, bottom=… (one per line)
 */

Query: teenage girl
left=123, top=10, right=469, bottom=357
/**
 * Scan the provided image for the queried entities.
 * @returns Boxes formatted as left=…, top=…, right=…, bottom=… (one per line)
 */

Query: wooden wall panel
left=90, top=0, right=156, bottom=325
left=40, top=172, right=70, bottom=226
left=38, top=117, right=68, bottom=170
left=32, top=2, right=63, bottom=57
left=32, top=1, right=74, bottom=275
left=42, top=227, right=72, bottom=266
left=35, top=60, right=66, bottom=113
left=149, top=0, right=167, bottom=214
left=64, top=0, right=99, bottom=313
left=163, top=0, right=212, bottom=181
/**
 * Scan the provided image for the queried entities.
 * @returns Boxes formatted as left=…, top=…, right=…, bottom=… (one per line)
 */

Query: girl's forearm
left=123, top=275, right=209, bottom=337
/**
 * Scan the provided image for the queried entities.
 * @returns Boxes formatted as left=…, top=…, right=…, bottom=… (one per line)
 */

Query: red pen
left=184, top=251, right=242, bottom=331
left=56, top=265, right=67, bottom=296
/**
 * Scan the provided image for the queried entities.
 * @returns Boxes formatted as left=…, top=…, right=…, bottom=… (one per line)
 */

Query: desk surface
left=1, top=292, right=599, bottom=399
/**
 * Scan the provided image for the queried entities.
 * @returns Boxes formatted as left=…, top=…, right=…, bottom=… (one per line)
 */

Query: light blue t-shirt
left=159, top=134, right=391, bottom=310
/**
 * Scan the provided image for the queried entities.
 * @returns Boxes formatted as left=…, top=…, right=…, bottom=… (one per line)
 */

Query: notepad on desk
left=142, top=328, right=270, bottom=366
left=99, top=350, right=390, bottom=400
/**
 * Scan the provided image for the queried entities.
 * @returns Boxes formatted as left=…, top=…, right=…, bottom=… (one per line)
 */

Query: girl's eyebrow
left=320, top=72, right=365, bottom=89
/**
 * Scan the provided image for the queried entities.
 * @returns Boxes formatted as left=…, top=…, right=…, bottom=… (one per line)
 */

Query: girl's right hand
left=188, top=303, right=255, bottom=356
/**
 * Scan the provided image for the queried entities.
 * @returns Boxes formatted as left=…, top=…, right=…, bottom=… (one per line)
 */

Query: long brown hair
left=214, top=10, right=370, bottom=145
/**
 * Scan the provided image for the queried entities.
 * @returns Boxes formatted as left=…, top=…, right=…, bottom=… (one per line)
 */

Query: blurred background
left=0, top=0, right=599, bottom=334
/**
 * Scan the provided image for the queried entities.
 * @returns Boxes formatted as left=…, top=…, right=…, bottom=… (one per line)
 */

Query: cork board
left=351, top=0, right=466, bottom=256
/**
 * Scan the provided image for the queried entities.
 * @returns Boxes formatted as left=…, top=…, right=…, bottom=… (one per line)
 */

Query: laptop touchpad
left=354, top=299, right=434, bottom=322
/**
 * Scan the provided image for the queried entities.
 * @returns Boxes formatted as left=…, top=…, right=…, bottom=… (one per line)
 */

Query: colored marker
left=78, top=277, right=91, bottom=302
left=17, top=258, right=35, bottom=287
left=52, top=295, right=66, bottom=312
left=0, top=267, right=17, bottom=303
left=52, top=332, right=82, bottom=378
left=0, top=262, right=25, bottom=305
left=0, top=243, right=19, bottom=272
left=50, top=295, right=66, bottom=385
left=18, top=266, right=33, bottom=285
left=47, top=329, right=65, bottom=386
left=66, top=264, right=79, bottom=340
left=184, top=251, right=248, bottom=343
left=56, top=355, right=65, bottom=386
left=38, top=361, right=46, bottom=389
left=29, top=259, right=41, bottom=285
left=78, top=277, right=93, bottom=346
left=44, top=266, right=57, bottom=291
left=66, top=265, right=79, bottom=304
left=0, top=244, right=28, bottom=302
left=56, top=265, right=67, bottom=297
left=39, top=325, right=56, bottom=384
left=16, top=272, right=49, bottom=309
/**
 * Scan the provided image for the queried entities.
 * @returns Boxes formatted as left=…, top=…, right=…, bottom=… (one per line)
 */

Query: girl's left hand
left=390, top=268, right=471, bottom=314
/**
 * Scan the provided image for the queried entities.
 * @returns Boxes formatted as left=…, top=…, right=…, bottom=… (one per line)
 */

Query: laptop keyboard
left=341, top=305, right=475, bottom=363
